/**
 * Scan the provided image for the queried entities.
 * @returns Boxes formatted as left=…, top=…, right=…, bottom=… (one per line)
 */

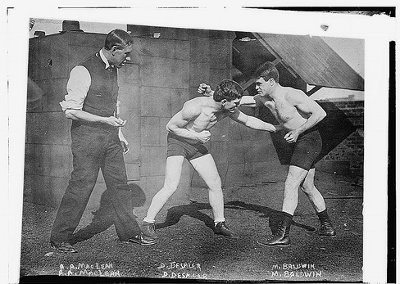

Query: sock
left=143, top=217, right=155, bottom=224
left=317, top=209, right=329, bottom=220
left=214, top=219, right=225, bottom=225
left=281, top=211, right=293, bottom=218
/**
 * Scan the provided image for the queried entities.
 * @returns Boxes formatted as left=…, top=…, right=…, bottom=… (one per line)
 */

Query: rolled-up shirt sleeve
left=59, top=66, right=91, bottom=112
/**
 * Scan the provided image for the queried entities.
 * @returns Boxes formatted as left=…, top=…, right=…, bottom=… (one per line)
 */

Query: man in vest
left=50, top=29, right=144, bottom=253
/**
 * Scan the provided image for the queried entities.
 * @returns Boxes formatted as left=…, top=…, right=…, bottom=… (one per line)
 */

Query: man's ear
left=221, top=99, right=227, bottom=106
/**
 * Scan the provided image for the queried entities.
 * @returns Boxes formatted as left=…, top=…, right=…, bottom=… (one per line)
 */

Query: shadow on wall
left=27, top=77, right=45, bottom=111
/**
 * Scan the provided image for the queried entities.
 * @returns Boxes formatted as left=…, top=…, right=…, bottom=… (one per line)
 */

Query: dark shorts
left=290, top=128, right=322, bottom=171
left=166, top=133, right=209, bottom=160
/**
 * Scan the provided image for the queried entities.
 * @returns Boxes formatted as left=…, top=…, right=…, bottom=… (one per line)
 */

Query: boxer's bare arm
left=166, top=101, right=211, bottom=143
left=229, top=109, right=278, bottom=132
left=239, top=96, right=257, bottom=107
left=198, top=83, right=213, bottom=97
left=198, top=83, right=258, bottom=107
left=286, top=90, right=326, bottom=135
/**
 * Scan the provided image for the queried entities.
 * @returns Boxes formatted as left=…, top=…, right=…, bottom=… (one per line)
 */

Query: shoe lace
left=216, top=221, right=226, bottom=228
left=145, top=222, right=156, bottom=233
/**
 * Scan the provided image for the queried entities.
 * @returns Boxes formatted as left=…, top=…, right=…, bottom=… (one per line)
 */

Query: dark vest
left=72, top=52, right=119, bottom=131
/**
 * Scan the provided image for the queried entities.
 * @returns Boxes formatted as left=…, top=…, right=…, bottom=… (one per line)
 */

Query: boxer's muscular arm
left=239, top=95, right=258, bottom=107
left=166, top=101, right=211, bottom=143
left=287, top=90, right=326, bottom=135
left=198, top=83, right=259, bottom=108
left=199, top=83, right=258, bottom=108
left=229, top=109, right=278, bottom=132
left=283, top=89, right=326, bottom=143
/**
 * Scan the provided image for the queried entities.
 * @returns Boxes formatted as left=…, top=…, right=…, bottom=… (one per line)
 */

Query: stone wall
left=25, top=27, right=284, bottom=211
left=316, top=100, right=364, bottom=177
left=25, top=32, right=106, bottom=207
left=24, top=27, right=362, bottom=213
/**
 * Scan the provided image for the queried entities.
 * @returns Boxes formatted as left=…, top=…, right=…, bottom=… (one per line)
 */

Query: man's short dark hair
left=104, top=29, right=133, bottom=51
left=213, top=79, right=243, bottom=102
left=254, top=61, right=280, bottom=83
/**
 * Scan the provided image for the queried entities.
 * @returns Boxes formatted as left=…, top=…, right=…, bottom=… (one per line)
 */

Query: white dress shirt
left=59, top=49, right=111, bottom=112
left=59, top=50, right=127, bottom=146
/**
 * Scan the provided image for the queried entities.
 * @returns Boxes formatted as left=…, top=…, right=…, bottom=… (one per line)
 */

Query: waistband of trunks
left=167, top=132, right=202, bottom=145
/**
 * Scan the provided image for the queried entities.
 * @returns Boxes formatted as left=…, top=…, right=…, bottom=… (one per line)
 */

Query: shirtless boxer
left=133, top=79, right=279, bottom=245
left=199, top=62, right=336, bottom=246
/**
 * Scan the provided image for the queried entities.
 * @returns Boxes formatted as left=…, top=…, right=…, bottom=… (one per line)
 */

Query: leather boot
left=258, top=212, right=293, bottom=246
left=214, top=221, right=237, bottom=238
left=317, top=209, right=336, bottom=236
left=268, top=212, right=280, bottom=235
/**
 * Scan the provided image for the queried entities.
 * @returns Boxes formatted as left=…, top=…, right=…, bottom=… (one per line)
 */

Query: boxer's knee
left=207, top=176, right=222, bottom=192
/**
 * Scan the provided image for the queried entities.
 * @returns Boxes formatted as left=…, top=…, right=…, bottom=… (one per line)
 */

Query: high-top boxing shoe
left=317, top=209, right=336, bottom=236
left=257, top=212, right=293, bottom=246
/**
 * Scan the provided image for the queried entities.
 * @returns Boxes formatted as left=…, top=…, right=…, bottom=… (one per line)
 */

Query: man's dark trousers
left=50, top=124, right=140, bottom=243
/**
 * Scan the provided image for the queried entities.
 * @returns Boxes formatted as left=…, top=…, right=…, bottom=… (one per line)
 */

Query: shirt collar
left=99, top=49, right=111, bottom=69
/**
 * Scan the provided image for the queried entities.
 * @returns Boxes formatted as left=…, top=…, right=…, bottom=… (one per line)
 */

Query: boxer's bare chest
left=187, top=108, right=229, bottom=131
left=257, top=95, right=298, bottom=124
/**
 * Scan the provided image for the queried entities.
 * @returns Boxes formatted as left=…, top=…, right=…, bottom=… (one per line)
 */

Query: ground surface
left=19, top=171, right=363, bottom=283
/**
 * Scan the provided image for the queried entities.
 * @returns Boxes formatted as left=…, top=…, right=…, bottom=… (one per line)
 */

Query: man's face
left=110, top=44, right=133, bottom=68
left=255, top=77, right=271, bottom=96
left=223, top=98, right=241, bottom=113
